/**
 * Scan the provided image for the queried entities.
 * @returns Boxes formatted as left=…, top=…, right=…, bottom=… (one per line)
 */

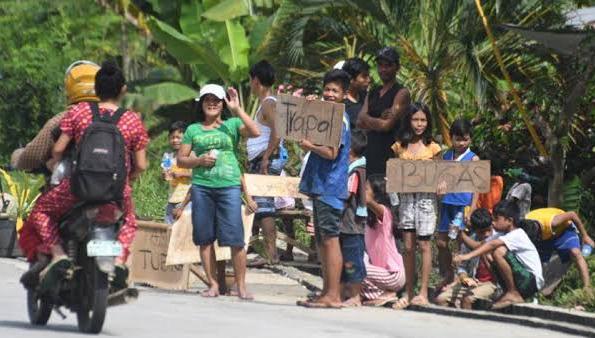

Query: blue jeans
left=190, top=185, right=244, bottom=247
left=340, top=234, right=366, bottom=283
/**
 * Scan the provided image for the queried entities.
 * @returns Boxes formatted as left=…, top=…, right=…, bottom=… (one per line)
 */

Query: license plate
left=87, top=240, right=122, bottom=257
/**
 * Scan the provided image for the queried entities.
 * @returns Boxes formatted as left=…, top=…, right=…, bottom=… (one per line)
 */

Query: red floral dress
left=19, top=102, right=149, bottom=262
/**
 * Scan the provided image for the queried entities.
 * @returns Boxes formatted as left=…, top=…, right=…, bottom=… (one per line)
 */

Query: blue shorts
left=340, top=234, right=366, bottom=284
left=438, top=203, right=466, bottom=233
left=313, top=199, right=341, bottom=243
left=190, top=185, right=244, bottom=247
left=537, top=227, right=581, bottom=263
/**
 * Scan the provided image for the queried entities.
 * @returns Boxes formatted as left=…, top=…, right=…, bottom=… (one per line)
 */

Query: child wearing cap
left=177, top=84, right=260, bottom=300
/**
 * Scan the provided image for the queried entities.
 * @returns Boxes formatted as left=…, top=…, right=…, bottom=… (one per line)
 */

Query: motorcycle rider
left=21, top=60, right=149, bottom=291
left=17, top=60, right=100, bottom=286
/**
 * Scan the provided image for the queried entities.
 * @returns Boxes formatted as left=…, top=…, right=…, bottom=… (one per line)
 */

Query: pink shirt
left=365, top=206, right=404, bottom=272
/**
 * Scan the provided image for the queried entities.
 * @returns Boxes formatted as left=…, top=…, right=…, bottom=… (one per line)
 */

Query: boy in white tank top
left=246, top=60, right=287, bottom=266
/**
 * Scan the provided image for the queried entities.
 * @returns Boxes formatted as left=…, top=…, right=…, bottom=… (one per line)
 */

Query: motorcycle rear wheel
left=26, top=288, right=52, bottom=325
left=76, top=258, right=108, bottom=334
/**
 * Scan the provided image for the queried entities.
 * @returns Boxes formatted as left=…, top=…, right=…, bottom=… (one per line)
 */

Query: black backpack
left=71, top=102, right=127, bottom=202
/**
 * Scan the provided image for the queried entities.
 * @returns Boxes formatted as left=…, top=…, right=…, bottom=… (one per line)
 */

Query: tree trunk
left=547, top=141, right=565, bottom=207
left=121, top=20, right=131, bottom=81
left=547, top=49, right=594, bottom=207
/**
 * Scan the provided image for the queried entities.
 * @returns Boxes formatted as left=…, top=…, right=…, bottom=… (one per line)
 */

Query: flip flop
left=20, top=257, right=50, bottom=290
left=38, top=257, right=72, bottom=296
left=111, top=264, right=129, bottom=291
left=363, top=297, right=400, bottom=307
left=491, top=299, right=515, bottom=310
left=390, top=297, right=410, bottom=310
left=302, top=300, right=342, bottom=309
left=410, top=295, right=430, bottom=307
left=341, top=299, right=362, bottom=308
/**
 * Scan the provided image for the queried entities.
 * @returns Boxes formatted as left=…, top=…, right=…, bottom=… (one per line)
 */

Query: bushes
left=132, top=131, right=169, bottom=220
left=539, top=256, right=595, bottom=311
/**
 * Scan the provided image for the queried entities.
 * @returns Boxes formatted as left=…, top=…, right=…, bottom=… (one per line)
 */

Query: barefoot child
left=521, top=208, right=594, bottom=290
left=436, top=119, right=479, bottom=289
left=391, top=102, right=442, bottom=306
left=436, top=208, right=497, bottom=309
left=339, top=129, right=368, bottom=307
left=361, top=175, right=407, bottom=309
left=298, top=69, right=351, bottom=308
left=454, top=200, right=544, bottom=309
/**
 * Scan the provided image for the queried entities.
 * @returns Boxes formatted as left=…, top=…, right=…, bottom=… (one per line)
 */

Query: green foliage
left=539, top=256, right=595, bottom=311
left=562, top=176, right=594, bottom=231
left=132, top=131, right=170, bottom=220
left=0, top=0, right=150, bottom=162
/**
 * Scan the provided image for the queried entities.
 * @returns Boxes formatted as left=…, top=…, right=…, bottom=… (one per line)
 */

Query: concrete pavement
left=0, top=258, right=581, bottom=338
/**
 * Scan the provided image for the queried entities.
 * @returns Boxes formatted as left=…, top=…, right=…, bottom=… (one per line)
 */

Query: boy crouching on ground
left=454, top=200, right=544, bottom=309
left=436, top=208, right=497, bottom=309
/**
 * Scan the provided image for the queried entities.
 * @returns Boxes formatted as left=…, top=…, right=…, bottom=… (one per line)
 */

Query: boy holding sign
left=297, top=70, right=352, bottom=309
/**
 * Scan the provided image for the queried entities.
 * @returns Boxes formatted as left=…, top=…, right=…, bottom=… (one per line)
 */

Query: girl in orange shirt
left=391, top=102, right=442, bottom=306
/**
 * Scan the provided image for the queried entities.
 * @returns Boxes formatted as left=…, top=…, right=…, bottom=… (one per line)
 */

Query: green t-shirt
left=182, top=118, right=243, bottom=188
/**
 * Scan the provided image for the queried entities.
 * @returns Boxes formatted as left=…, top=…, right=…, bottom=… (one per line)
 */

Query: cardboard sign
left=243, top=174, right=307, bottom=199
left=386, top=159, right=491, bottom=193
left=275, top=94, right=345, bottom=147
left=129, top=221, right=189, bottom=290
left=165, top=206, right=254, bottom=266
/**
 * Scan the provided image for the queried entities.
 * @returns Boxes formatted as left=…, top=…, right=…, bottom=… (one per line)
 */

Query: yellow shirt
left=391, top=141, right=442, bottom=160
left=525, top=208, right=570, bottom=240
left=168, top=162, right=192, bottom=203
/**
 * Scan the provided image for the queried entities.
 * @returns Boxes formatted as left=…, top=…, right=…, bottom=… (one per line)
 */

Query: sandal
left=38, top=257, right=72, bottom=296
left=20, top=256, right=50, bottom=290
left=111, top=264, right=129, bottom=291
left=390, top=297, right=410, bottom=310
left=363, top=297, right=400, bottom=307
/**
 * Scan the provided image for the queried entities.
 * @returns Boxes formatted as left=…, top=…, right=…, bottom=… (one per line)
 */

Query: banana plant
left=130, top=0, right=280, bottom=109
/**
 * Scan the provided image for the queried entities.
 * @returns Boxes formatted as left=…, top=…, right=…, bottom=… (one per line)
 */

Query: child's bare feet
left=341, top=295, right=362, bottom=307
left=410, top=294, right=430, bottom=306
left=301, top=295, right=342, bottom=309
left=200, top=285, right=220, bottom=298
left=491, top=291, right=524, bottom=309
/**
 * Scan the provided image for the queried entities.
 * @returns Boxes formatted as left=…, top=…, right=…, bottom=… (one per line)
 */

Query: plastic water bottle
left=448, top=211, right=464, bottom=240
left=581, top=244, right=592, bottom=257
left=161, top=153, right=173, bottom=181
left=161, top=153, right=173, bottom=171
left=50, top=161, right=69, bottom=185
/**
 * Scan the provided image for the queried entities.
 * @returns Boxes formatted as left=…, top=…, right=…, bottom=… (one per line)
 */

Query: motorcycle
left=26, top=201, right=137, bottom=334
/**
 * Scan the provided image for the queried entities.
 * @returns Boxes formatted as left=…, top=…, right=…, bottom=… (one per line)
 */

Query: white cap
left=195, top=84, right=226, bottom=101
left=333, top=60, right=345, bottom=70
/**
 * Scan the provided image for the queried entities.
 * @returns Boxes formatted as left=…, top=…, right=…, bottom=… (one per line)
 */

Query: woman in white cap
left=177, top=84, right=260, bottom=299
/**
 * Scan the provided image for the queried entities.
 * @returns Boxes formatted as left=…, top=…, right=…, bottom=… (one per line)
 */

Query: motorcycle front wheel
left=76, top=257, right=108, bottom=334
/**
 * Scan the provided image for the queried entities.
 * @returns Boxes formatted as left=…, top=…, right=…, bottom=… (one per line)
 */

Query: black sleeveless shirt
left=364, top=82, right=403, bottom=176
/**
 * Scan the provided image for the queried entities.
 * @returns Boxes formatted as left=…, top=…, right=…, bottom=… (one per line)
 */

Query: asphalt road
left=0, top=258, right=579, bottom=338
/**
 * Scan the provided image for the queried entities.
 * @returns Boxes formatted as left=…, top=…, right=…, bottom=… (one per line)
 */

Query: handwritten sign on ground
left=275, top=94, right=344, bottom=147
left=386, top=159, right=491, bottom=193
left=130, top=221, right=189, bottom=290
left=165, top=206, right=254, bottom=266
left=243, top=174, right=307, bottom=199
